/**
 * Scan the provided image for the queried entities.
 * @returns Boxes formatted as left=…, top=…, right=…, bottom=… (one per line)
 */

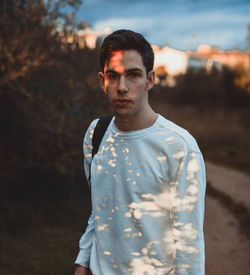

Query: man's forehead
left=104, top=50, right=145, bottom=73
left=109, top=50, right=123, bottom=63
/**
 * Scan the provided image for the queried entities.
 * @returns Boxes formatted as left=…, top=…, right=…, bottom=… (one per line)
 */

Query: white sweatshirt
left=75, top=114, right=206, bottom=275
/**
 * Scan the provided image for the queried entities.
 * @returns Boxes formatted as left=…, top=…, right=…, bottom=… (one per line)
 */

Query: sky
left=75, top=0, right=250, bottom=51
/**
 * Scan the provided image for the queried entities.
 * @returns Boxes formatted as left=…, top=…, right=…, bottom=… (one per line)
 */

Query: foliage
left=151, top=67, right=250, bottom=110
left=0, top=0, right=82, bottom=88
left=234, top=64, right=250, bottom=95
left=150, top=67, right=250, bottom=174
left=0, top=0, right=109, bottom=194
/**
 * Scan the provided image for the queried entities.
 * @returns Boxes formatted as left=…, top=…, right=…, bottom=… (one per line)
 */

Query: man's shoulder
left=88, top=118, right=99, bottom=129
left=156, top=114, right=201, bottom=153
left=83, top=118, right=99, bottom=142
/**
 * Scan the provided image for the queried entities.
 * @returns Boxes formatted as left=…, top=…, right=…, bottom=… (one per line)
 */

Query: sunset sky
left=76, top=0, right=250, bottom=51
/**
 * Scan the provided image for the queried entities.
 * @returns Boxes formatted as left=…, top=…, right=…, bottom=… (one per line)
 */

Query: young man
left=75, top=29, right=206, bottom=275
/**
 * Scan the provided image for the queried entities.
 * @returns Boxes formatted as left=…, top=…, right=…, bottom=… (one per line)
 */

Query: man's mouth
left=114, top=99, right=131, bottom=106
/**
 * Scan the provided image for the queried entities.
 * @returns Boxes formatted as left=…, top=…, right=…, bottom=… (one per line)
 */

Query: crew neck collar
left=110, top=114, right=160, bottom=139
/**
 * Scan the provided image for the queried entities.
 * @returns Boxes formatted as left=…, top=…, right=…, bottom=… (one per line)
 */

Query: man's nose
left=118, top=75, right=128, bottom=94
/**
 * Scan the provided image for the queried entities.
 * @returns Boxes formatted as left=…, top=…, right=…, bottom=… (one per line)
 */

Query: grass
left=0, top=199, right=90, bottom=275
left=1, top=227, right=77, bottom=275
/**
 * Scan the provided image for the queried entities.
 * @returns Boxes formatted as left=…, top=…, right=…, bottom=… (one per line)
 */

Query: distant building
left=153, top=43, right=250, bottom=86
left=189, top=44, right=250, bottom=70
left=187, top=55, right=222, bottom=72
left=153, top=45, right=188, bottom=86
left=153, top=45, right=221, bottom=86
left=153, top=45, right=188, bottom=75
left=64, top=27, right=112, bottom=49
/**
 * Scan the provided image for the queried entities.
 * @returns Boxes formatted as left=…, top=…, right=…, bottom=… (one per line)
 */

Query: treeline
left=150, top=67, right=250, bottom=174
left=151, top=67, right=250, bottom=112
left=0, top=0, right=107, bottom=203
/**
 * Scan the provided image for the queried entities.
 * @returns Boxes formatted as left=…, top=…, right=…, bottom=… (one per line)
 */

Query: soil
left=205, top=162, right=250, bottom=275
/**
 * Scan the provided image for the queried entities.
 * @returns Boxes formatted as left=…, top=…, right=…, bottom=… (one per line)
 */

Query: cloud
left=77, top=0, right=250, bottom=49
left=94, top=17, right=156, bottom=33
left=93, top=8, right=249, bottom=49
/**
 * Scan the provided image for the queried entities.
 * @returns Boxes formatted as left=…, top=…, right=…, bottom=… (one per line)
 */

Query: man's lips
left=113, top=99, right=132, bottom=106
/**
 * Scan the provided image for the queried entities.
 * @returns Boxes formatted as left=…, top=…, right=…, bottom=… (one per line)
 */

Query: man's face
left=98, top=50, right=155, bottom=119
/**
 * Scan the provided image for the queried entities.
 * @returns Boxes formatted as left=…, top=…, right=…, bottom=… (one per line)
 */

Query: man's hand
left=74, top=264, right=91, bottom=275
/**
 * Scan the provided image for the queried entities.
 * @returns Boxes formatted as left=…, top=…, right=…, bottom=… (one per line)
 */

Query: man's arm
left=172, top=151, right=206, bottom=275
left=75, top=120, right=98, bottom=270
left=75, top=212, right=95, bottom=267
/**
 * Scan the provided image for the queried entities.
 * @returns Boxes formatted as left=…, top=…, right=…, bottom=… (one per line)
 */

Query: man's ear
left=146, top=70, right=155, bottom=91
left=98, top=72, right=105, bottom=92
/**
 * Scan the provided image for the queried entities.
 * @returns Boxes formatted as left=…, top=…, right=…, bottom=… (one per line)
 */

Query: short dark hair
left=100, top=29, right=154, bottom=73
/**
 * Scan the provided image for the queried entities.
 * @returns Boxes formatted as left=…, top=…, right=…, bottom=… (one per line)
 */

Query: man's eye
left=108, top=74, right=118, bottom=80
left=127, top=72, right=140, bottom=79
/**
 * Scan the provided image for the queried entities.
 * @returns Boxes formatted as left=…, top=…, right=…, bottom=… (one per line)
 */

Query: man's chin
left=112, top=107, right=131, bottom=118
left=113, top=110, right=131, bottom=119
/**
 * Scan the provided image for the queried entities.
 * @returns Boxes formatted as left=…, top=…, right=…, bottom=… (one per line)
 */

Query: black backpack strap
left=92, top=116, right=113, bottom=158
left=88, top=115, right=113, bottom=185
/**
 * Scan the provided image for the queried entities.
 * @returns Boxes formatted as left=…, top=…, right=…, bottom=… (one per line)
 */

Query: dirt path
left=204, top=162, right=250, bottom=275
left=206, top=162, right=250, bottom=209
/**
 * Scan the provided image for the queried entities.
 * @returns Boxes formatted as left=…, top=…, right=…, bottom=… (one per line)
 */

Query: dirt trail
left=206, top=162, right=250, bottom=208
left=204, top=162, right=250, bottom=275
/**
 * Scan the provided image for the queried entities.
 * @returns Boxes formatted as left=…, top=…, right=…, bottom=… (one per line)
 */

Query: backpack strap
left=88, top=115, right=113, bottom=185
left=92, top=116, right=113, bottom=158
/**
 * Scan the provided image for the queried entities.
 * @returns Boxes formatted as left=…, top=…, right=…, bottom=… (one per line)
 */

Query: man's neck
left=114, top=108, right=157, bottom=132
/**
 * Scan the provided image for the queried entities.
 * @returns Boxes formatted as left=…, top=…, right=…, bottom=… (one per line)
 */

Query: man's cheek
left=104, top=86, right=110, bottom=95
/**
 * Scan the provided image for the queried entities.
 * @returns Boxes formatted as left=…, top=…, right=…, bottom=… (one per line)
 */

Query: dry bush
left=150, top=67, right=250, bottom=173
left=152, top=67, right=250, bottom=110
left=0, top=0, right=111, bottom=204
left=234, top=64, right=250, bottom=94
left=150, top=101, right=250, bottom=174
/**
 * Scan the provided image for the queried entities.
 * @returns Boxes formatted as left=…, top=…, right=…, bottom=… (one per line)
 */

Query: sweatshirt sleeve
left=75, top=212, right=95, bottom=267
left=171, top=150, right=206, bottom=275
left=75, top=119, right=98, bottom=267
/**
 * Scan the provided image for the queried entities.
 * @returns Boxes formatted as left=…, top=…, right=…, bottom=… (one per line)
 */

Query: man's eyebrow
left=105, top=68, right=143, bottom=74
left=126, top=68, right=143, bottom=73
left=105, top=69, right=118, bottom=74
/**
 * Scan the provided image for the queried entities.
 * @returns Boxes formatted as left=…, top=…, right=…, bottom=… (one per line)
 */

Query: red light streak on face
left=104, top=50, right=124, bottom=73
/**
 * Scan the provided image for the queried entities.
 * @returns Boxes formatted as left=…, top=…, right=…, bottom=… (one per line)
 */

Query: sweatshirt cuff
left=75, top=249, right=90, bottom=268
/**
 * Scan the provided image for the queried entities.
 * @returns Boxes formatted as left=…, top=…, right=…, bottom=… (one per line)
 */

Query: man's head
left=100, top=29, right=154, bottom=74
left=98, top=30, right=155, bottom=124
